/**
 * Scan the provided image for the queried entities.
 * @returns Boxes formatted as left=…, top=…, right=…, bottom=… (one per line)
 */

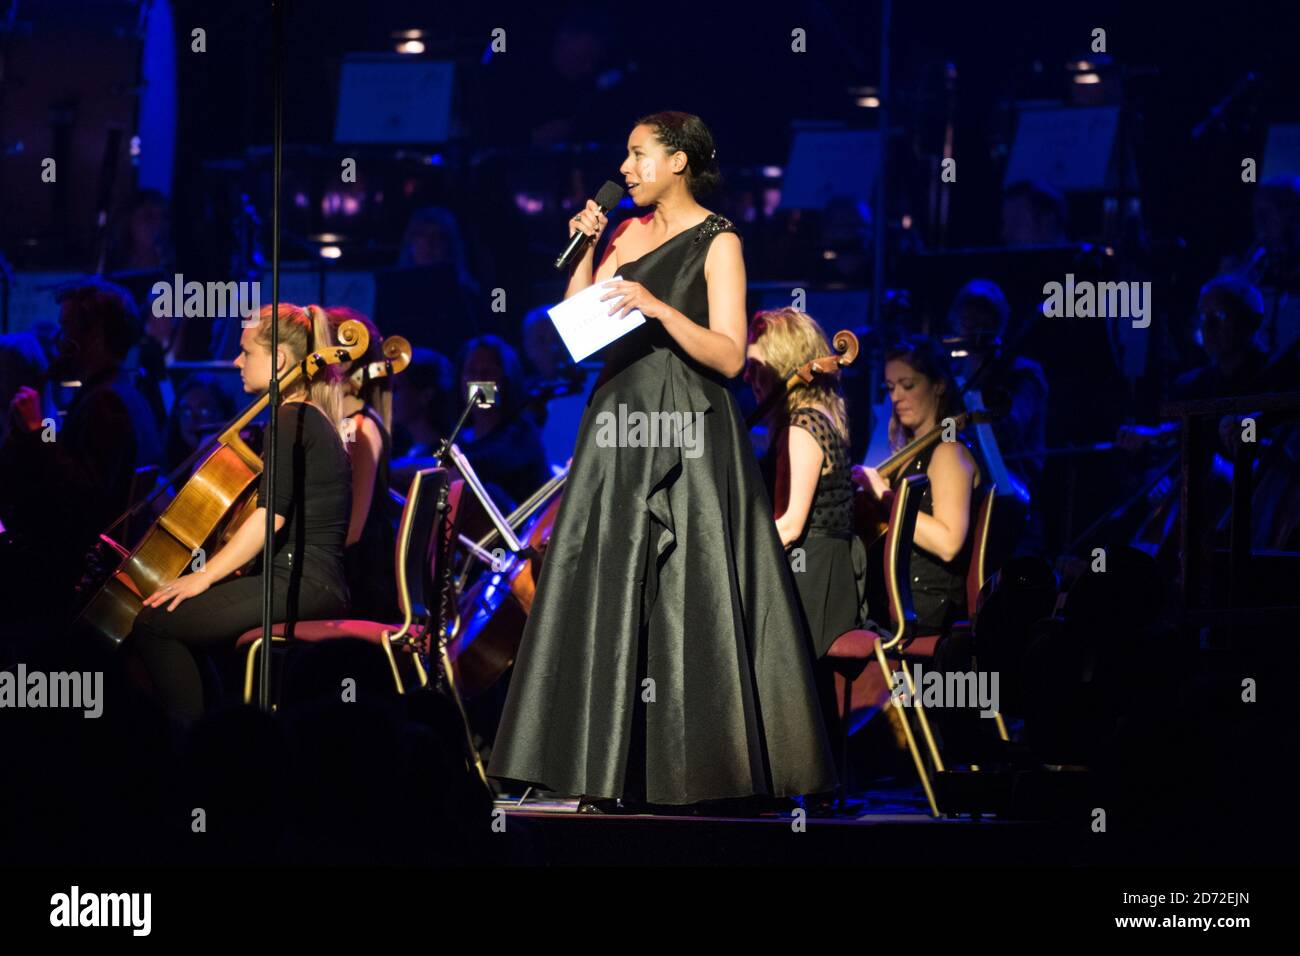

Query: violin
left=76, top=318, right=371, bottom=648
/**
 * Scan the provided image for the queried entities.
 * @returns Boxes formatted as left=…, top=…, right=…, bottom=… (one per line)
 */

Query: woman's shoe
left=576, top=797, right=623, bottom=814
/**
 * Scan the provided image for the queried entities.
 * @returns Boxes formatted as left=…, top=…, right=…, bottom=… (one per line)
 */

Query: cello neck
left=875, top=412, right=971, bottom=481
left=217, top=364, right=308, bottom=467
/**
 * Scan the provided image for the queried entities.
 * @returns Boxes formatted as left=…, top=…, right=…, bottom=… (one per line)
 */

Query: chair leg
left=378, top=635, right=406, bottom=694
left=899, top=659, right=946, bottom=774
left=437, top=639, right=489, bottom=788
left=241, top=637, right=287, bottom=709
left=242, top=638, right=261, bottom=704
left=838, top=675, right=853, bottom=811
left=874, top=640, right=941, bottom=817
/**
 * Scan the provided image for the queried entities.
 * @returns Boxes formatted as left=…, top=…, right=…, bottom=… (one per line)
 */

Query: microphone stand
left=434, top=383, right=526, bottom=556
left=258, top=0, right=285, bottom=712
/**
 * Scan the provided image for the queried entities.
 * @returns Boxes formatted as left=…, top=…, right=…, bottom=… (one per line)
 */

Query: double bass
left=76, top=318, right=372, bottom=648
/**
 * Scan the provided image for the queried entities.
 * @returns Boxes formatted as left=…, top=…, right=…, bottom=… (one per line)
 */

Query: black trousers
left=128, top=570, right=348, bottom=720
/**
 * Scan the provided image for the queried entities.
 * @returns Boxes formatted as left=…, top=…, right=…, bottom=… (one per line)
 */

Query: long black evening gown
left=487, top=214, right=838, bottom=805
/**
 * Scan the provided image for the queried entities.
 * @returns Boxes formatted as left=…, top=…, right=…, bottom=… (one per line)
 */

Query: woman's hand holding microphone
left=568, top=200, right=608, bottom=251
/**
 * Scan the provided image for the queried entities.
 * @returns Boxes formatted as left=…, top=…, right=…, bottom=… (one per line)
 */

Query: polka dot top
left=789, top=406, right=853, bottom=536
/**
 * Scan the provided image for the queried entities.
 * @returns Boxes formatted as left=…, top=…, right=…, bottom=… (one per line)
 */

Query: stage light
left=1073, top=72, right=1100, bottom=85
left=513, top=192, right=545, bottom=215
left=857, top=96, right=880, bottom=108
left=319, top=245, right=342, bottom=259
left=822, top=250, right=838, bottom=260
left=392, top=29, right=426, bottom=54
left=901, top=214, right=913, bottom=229
left=761, top=166, right=782, bottom=178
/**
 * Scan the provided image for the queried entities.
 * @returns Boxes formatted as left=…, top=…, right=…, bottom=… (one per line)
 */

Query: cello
left=75, top=318, right=371, bottom=648
left=853, top=408, right=998, bottom=546
left=745, top=329, right=860, bottom=428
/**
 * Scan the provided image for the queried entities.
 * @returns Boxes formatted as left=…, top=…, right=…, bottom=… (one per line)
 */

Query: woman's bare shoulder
left=930, top=438, right=976, bottom=474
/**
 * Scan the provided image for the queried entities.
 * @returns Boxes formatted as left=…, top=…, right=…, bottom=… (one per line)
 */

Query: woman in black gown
left=488, top=112, right=837, bottom=810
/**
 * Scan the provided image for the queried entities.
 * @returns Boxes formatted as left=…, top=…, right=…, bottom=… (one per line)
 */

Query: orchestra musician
left=745, top=307, right=867, bottom=775
left=854, top=336, right=982, bottom=633
left=126, top=305, right=352, bottom=721
left=326, top=307, right=399, bottom=623
left=0, top=280, right=164, bottom=593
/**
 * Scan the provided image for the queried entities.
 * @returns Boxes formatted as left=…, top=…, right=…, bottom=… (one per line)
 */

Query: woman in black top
left=128, top=304, right=352, bottom=720
left=747, top=309, right=867, bottom=780
left=856, top=336, right=980, bottom=632
left=327, top=307, right=399, bottom=622
left=745, top=308, right=867, bottom=656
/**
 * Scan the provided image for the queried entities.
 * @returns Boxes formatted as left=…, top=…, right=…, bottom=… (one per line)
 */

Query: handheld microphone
left=554, top=181, right=625, bottom=271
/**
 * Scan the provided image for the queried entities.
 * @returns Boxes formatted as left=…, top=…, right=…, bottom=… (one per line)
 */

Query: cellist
left=126, top=304, right=352, bottom=720
left=854, top=336, right=981, bottom=633
left=744, top=308, right=867, bottom=789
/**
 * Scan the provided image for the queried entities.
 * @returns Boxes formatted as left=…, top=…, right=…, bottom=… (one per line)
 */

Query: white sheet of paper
left=547, top=277, right=646, bottom=363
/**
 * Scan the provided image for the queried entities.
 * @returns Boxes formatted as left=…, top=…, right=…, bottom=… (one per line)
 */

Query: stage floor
left=489, top=785, right=1096, bottom=866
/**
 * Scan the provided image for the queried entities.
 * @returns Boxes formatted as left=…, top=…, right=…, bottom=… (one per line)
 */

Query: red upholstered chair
left=237, top=467, right=455, bottom=705
left=826, top=473, right=947, bottom=814
left=945, top=484, right=1012, bottom=750
left=830, top=482, right=1009, bottom=815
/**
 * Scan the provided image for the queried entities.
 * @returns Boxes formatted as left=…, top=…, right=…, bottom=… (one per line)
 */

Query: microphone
left=554, top=181, right=625, bottom=271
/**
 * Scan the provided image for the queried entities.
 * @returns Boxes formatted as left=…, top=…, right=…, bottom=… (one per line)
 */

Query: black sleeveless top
left=596, top=213, right=738, bottom=390
left=898, top=437, right=978, bottom=631
left=256, top=401, right=351, bottom=592
left=343, top=404, right=399, bottom=621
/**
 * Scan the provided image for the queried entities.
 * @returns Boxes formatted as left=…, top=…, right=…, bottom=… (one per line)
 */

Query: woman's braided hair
left=636, top=111, right=721, bottom=198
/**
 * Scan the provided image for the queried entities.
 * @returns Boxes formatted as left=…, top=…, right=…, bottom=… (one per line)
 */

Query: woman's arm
left=914, top=441, right=975, bottom=562
left=662, top=232, right=747, bottom=377
left=346, top=413, right=382, bottom=547
left=774, top=424, right=824, bottom=548
left=203, top=507, right=284, bottom=579
left=141, top=506, right=285, bottom=610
